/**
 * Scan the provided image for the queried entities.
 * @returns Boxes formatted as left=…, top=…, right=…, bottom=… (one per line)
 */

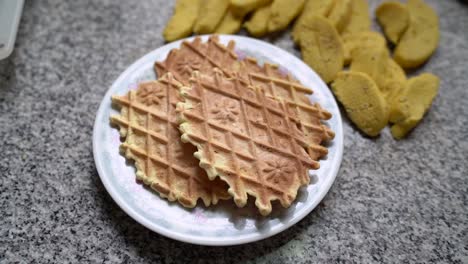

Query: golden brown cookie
left=110, top=74, right=230, bottom=207
left=178, top=70, right=319, bottom=215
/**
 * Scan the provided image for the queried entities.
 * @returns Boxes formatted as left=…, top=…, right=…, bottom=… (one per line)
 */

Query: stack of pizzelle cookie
left=111, top=35, right=334, bottom=216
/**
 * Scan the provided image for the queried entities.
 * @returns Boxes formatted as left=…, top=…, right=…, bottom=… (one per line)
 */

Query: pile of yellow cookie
left=111, top=36, right=334, bottom=215
left=163, top=0, right=441, bottom=139
left=328, top=0, right=440, bottom=139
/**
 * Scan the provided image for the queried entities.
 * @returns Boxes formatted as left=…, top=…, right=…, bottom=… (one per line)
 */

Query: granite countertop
left=1, top=0, right=467, bottom=263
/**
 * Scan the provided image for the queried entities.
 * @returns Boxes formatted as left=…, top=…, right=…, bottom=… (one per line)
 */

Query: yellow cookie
left=299, top=16, right=344, bottom=83
left=163, top=0, right=201, bottom=42
left=376, top=1, right=410, bottom=44
left=383, top=59, right=406, bottom=88
left=292, top=0, right=335, bottom=44
left=385, top=81, right=408, bottom=120
left=331, top=72, right=389, bottom=137
left=350, top=44, right=389, bottom=89
left=350, top=44, right=408, bottom=109
left=193, top=0, right=230, bottom=34
left=327, top=0, right=353, bottom=33
left=382, top=59, right=407, bottom=106
left=244, top=4, right=271, bottom=37
left=215, top=9, right=243, bottom=34
left=390, top=73, right=439, bottom=139
left=341, top=0, right=371, bottom=36
left=394, top=0, right=439, bottom=69
left=230, top=0, right=272, bottom=16
left=267, top=0, right=306, bottom=32
left=342, top=31, right=386, bottom=65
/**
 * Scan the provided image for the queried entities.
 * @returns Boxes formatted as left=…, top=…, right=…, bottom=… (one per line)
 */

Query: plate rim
left=93, top=34, right=344, bottom=246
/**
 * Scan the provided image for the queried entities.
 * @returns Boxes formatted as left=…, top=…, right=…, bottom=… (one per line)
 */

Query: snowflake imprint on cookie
left=211, top=99, right=240, bottom=124
left=263, top=159, right=296, bottom=185
left=137, top=83, right=165, bottom=105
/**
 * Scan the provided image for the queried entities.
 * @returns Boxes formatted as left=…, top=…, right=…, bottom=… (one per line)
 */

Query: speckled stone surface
left=0, top=0, right=467, bottom=263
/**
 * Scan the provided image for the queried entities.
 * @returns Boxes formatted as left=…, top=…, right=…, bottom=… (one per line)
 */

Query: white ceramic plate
left=93, top=35, right=343, bottom=246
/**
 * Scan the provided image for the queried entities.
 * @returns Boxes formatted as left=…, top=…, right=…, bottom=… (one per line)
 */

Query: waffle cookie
left=156, top=35, right=334, bottom=160
left=155, top=35, right=240, bottom=84
left=155, top=36, right=298, bottom=88
left=110, top=73, right=230, bottom=208
left=178, top=70, right=319, bottom=215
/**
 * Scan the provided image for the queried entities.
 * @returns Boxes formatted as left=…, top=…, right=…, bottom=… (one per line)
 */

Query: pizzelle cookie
left=177, top=70, right=319, bottom=215
left=156, top=35, right=334, bottom=161
left=110, top=73, right=230, bottom=208
left=244, top=69, right=334, bottom=160
left=155, top=35, right=240, bottom=84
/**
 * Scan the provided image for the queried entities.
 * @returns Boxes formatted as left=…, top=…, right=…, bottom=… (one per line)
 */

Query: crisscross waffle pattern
left=178, top=70, right=318, bottom=215
left=155, top=35, right=291, bottom=87
left=246, top=72, right=335, bottom=159
left=156, top=35, right=334, bottom=160
left=155, top=35, right=240, bottom=83
left=110, top=73, right=229, bottom=208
